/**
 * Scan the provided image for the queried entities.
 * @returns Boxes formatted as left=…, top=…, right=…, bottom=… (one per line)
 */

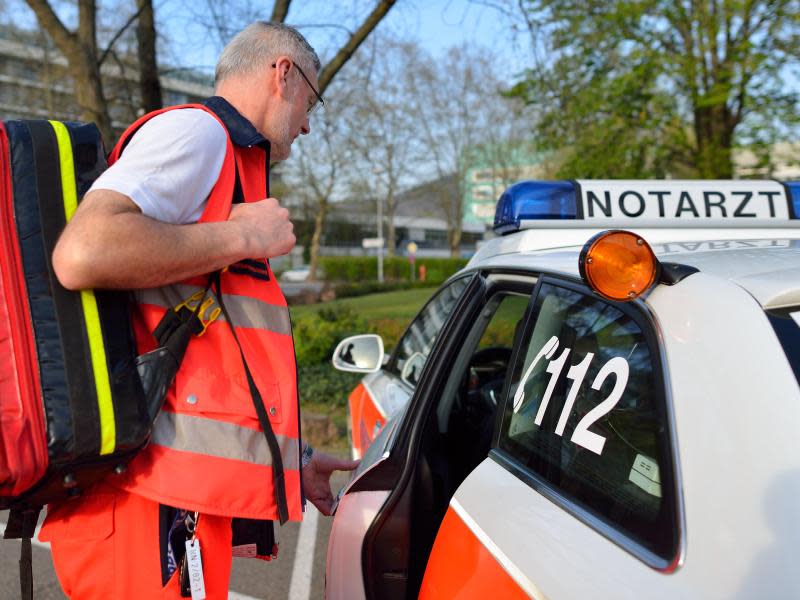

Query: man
left=41, top=22, right=357, bottom=599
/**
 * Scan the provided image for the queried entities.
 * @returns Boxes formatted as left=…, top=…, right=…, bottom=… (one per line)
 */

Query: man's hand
left=229, top=197, right=296, bottom=259
left=302, top=451, right=359, bottom=516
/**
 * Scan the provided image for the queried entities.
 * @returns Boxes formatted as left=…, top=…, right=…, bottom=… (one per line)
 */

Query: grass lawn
left=291, top=286, right=439, bottom=449
left=289, top=286, right=438, bottom=322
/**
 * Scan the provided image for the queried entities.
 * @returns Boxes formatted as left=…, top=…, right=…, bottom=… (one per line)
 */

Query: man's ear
left=271, top=56, right=292, bottom=98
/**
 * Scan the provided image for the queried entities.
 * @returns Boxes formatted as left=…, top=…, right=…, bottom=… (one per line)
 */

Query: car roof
left=468, top=228, right=800, bottom=310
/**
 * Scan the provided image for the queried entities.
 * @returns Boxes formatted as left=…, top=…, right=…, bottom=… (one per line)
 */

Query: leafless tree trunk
left=344, top=37, right=421, bottom=258
left=405, top=44, right=529, bottom=256
left=136, top=0, right=162, bottom=113
left=288, top=106, right=352, bottom=282
left=308, top=198, right=329, bottom=277
left=26, top=0, right=114, bottom=141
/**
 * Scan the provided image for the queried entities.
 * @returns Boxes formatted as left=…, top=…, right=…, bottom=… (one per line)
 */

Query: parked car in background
left=326, top=179, right=800, bottom=599
left=280, top=266, right=311, bottom=282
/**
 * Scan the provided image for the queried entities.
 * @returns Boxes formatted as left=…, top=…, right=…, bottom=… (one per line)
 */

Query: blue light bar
left=787, top=182, right=800, bottom=218
left=494, top=179, right=800, bottom=234
left=493, top=180, right=577, bottom=234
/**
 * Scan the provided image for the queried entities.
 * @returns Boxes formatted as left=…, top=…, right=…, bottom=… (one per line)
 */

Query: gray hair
left=215, top=22, right=321, bottom=85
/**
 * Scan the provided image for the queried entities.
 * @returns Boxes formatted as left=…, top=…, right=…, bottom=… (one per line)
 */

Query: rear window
left=497, top=281, right=677, bottom=563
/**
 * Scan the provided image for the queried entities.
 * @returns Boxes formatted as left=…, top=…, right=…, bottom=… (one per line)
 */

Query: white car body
left=327, top=180, right=800, bottom=599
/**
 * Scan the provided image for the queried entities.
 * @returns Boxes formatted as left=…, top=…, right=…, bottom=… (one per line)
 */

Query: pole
left=377, top=194, right=384, bottom=283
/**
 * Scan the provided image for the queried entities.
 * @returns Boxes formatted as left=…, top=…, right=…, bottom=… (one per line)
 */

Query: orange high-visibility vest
left=107, top=103, right=302, bottom=522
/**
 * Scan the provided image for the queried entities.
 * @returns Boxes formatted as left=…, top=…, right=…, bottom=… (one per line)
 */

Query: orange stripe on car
left=420, top=506, right=531, bottom=599
left=348, top=383, right=368, bottom=458
left=349, top=382, right=386, bottom=458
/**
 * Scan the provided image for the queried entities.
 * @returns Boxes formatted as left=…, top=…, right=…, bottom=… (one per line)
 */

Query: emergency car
left=326, top=179, right=800, bottom=599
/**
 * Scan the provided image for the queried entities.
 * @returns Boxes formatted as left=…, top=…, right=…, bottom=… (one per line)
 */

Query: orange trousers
left=39, top=482, right=233, bottom=599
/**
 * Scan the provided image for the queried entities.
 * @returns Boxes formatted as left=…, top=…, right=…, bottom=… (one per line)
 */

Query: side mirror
left=332, top=334, right=384, bottom=373
left=400, top=351, right=426, bottom=386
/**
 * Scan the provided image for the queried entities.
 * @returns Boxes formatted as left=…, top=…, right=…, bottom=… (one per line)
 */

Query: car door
left=419, top=276, right=683, bottom=599
left=325, top=272, right=485, bottom=600
left=347, top=275, right=474, bottom=458
left=327, top=272, right=538, bottom=599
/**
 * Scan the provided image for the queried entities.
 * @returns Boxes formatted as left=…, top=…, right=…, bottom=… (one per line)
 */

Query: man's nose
left=300, top=115, right=310, bottom=135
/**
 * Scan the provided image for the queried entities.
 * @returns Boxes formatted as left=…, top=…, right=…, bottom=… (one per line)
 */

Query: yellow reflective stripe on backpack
left=49, top=120, right=116, bottom=456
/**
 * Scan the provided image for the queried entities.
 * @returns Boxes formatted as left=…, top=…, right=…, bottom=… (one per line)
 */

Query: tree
left=405, top=44, right=531, bottom=256
left=344, top=36, right=422, bottom=256
left=136, top=0, right=161, bottom=113
left=188, top=0, right=398, bottom=94
left=23, top=0, right=397, bottom=141
left=25, top=0, right=114, bottom=140
left=509, top=0, right=800, bottom=178
left=286, top=94, right=355, bottom=281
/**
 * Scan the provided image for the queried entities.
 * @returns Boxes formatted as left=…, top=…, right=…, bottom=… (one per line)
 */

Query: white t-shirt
left=90, top=109, right=228, bottom=224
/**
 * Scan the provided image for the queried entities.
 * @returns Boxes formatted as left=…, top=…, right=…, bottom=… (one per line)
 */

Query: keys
left=179, top=512, right=205, bottom=599
left=184, top=537, right=206, bottom=600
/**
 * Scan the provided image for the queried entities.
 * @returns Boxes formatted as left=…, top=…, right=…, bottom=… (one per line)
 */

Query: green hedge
left=298, top=363, right=361, bottom=408
left=319, top=256, right=467, bottom=284
left=293, top=305, right=373, bottom=411
left=293, top=305, right=367, bottom=366
left=334, top=280, right=433, bottom=299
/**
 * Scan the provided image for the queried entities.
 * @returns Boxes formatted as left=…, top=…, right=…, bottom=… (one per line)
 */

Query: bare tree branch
left=292, top=22, right=355, bottom=36
left=271, top=0, right=291, bottom=23
left=202, top=0, right=235, bottom=48
left=98, top=2, right=147, bottom=67
left=25, top=0, right=75, bottom=54
left=25, top=0, right=113, bottom=140
left=317, top=0, right=397, bottom=94
left=469, top=0, right=517, bottom=18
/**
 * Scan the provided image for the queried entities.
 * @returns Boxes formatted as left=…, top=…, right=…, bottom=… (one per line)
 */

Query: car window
left=391, top=276, right=471, bottom=387
left=497, top=281, right=677, bottom=562
left=766, top=307, right=800, bottom=384
left=475, top=293, right=529, bottom=353
left=438, top=292, right=530, bottom=459
left=419, top=288, right=531, bottom=512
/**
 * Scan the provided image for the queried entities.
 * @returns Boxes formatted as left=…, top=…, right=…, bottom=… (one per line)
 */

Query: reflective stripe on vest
left=137, top=285, right=292, bottom=337
left=109, top=104, right=302, bottom=522
left=152, top=411, right=300, bottom=471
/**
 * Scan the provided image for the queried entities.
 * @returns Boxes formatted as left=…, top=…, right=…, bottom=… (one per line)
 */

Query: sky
left=154, top=0, right=533, bottom=84
left=1, top=0, right=533, bottom=88
left=365, top=1, right=533, bottom=80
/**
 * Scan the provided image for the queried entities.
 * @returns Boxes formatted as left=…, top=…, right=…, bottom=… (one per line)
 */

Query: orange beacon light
left=579, top=230, right=660, bottom=302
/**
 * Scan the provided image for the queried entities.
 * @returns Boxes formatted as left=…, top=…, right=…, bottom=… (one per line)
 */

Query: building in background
left=0, top=26, right=212, bottom=136
left=462, top=141, right=548, bottom=228
left=287, top=175, right=485, bottom=264
left=735, top=142, right=800, bottom=179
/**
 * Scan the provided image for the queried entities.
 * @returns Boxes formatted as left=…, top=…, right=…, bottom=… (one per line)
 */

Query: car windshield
left=767, top=307, right=800, bottom=385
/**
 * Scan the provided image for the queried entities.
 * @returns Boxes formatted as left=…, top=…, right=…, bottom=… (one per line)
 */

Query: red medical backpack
left=0, top=120, right=155, bottom=586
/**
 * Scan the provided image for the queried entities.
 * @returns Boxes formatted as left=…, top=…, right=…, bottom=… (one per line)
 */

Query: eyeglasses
left=271, top=61, right=325, bottom=114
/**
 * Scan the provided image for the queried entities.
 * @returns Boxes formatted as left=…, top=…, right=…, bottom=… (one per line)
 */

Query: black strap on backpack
left=19, top=537, right=32, bottom=600
left=4, top=509, right=39, bottom=600
left=210, top=270, right=290, bottom=525
left=136, top=278, right=215, bottom=422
